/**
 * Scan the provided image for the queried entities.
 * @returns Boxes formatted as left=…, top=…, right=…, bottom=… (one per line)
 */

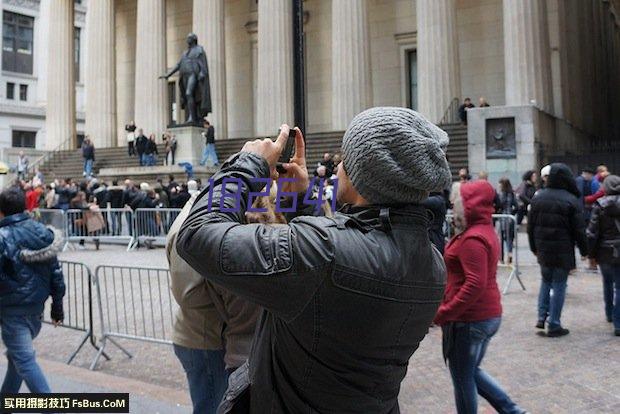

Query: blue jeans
left=173, top=344, right=228, bottom=414
left=84, top=159, right=93, bottom=176
left=200, top=143, right=219, bottom=166
left=447, top=318, right=524, bottom=414
left=537, top=266, right=569, bottom=330
left=0, top=314, right=51, bottom=393
left=599, top=263, right=620, bottom=329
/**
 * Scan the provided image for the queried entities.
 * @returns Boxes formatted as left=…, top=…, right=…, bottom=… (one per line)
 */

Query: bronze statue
left=160, top=33, right=212, bottom=126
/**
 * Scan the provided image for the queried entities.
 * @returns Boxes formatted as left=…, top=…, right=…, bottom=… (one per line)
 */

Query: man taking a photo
left=177, top=107, right=451, bottom=413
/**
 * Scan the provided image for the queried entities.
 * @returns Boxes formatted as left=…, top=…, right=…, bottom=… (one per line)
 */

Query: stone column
left=416, top=0, right=461, bottom=123
left=85, top=0, right=116, bottom=147
left=46, top=0, right=75, bottom=150
left=256, top=0, right=294, bottom=136
left=193, top=0, right=228, bottom=139
left=503, top=0, right=553, bottom=112
left=134, top=0, right=167, bottom=136
left=331, top=0, right=372, bottom=130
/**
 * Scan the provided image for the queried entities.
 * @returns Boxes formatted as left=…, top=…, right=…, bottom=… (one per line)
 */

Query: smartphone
left=276, top=128, right=297, bottom=174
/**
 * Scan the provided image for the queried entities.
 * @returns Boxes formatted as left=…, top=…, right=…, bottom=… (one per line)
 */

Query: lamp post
left=292, top=0, right=306, bottom=137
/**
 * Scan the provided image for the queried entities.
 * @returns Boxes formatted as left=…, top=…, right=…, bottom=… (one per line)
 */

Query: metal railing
left=445, top=213, right=525, bottom=294
left=66, top=208, right=135, bottom=249
left=438, top=97, right=461, bottom=125
left=27, top=136, right=75, bottom=181
left=90, top=265, right=177, bottom=370
left=43, top=261, right=109, bottom=365
left=131, top=208, right=181, bottom=249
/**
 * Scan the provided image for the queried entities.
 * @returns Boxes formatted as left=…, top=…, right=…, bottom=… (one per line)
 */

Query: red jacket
left=25, top=189, right=42, bottom=212
left=434, top=180, right=502, bottom=324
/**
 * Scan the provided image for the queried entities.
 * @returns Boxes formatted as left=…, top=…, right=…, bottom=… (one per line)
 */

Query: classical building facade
left=2, top=0, right=619, bottom=172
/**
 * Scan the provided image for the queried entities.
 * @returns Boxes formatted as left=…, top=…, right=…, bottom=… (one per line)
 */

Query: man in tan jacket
left=167, top=194, right=260, bottom=414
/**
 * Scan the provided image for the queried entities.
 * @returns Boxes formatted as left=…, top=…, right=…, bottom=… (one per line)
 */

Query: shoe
left=94, top=240, right=100, bottom=250
left=536, top=320, right=545, bottom=329
left=607, top=316, right=613, bottom=323
left=547, top=327, right=570, bottom=337
left=615, top=330, right=620, bottom=336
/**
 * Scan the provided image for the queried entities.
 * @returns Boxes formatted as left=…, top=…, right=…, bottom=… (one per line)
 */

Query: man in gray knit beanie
left=178, top=108, right=449, bottom=413
left=339, top=106, right=451, bottom=205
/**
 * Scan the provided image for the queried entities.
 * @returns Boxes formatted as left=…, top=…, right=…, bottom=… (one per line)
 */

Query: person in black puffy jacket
left=528, top=163, right=587, bottom=337
left=0, top=187, right=65, bottom=393
left=586, top=174, right=620, bottom=336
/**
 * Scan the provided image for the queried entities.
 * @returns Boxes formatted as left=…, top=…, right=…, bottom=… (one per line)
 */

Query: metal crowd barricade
left=43, top=261, right=109, bottom=365
left=90, top=265, right=177, bottom=370
left=131, top=208, right=181, bottom=249
left=65, top=208, right=135, bottom=251
left=445, top=213, right=525, bottom=294
left=32, top=209, right=69, bottom=251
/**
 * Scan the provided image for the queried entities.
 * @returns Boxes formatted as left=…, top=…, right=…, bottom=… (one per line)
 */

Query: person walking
left=497, top=178, right=518, bottom=264
left=144, top=134, right=159, bottom=166
left=168, top=193, right=261, bottom=414
left=126, top=121, right=136, bottom=156
left=528, top=163, right=587, bottom=337
left=515, top=170, right=538, bottom=224
left=163, top=133, right=177, bottom=166
left=177, top=107, right=452, bottom=413
left=81, top=137, right=95, bottom=178
left=434, top=180, right=526, bottom=414
left=0, top=187, right=65, bottom=394
left=586, top=174, right=620, bottom=336
left=16, top=151, right=29, bottom=181
left=135, top=129, right=148, bottom=166
left=200, top=120, right=219, bottom=166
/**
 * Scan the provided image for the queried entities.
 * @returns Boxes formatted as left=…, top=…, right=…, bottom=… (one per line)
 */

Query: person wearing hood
left=0, top=187, right=65, bottom=393
left=586, top=175, right=620, bottom=336
left=528, top=163, right=587, bottom=337
left=434, top=180, right=526, bottom=414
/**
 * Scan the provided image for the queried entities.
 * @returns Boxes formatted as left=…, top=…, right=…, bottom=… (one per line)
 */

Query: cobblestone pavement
left=0, top=238, right=616, bottom=413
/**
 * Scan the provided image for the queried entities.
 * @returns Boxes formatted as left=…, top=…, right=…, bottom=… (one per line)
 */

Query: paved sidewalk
left=0, top=358, right=190, bottom=413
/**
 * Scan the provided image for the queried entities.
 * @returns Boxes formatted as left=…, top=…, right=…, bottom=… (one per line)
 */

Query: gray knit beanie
left=341, top=107, right=451, bottom=204
left=603, top=174, right=620, bottom=195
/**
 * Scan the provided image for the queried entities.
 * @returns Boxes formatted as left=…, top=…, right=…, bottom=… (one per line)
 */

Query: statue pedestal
left=169, top=125, right=205, bottom=167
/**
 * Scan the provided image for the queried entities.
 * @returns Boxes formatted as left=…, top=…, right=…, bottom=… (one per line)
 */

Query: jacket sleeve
left=527, top=204, right=537, bottom=254
left=586, top=203, right=602, bottom=257
left=176, top=152, right=335, bottom=321
left=434, top=237, right=489, bottom=324
left=50, top=259, right=65, bottom=321
left=570, top=198, right=588, bottom=256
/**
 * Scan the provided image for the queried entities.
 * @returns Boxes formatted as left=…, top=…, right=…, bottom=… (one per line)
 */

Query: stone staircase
left=36, top=126, right=468, bottom=184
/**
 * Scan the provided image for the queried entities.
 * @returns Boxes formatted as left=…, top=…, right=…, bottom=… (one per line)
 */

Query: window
left=407, top=50, right=418, bottom=111
left=74, top=27, right=81, bottom=82
left=76, top=133, right=85, bottom=148
left=2, top=11, right=34, bottom=74
left=6, top=82, right=14, bottom=99
left=12, top=130, right=36, bottom=148
left=19, top=84, right=27, bottom=101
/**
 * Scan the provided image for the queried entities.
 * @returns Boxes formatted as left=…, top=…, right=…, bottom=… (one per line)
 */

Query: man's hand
left=241, top=124, right=291, bottom=178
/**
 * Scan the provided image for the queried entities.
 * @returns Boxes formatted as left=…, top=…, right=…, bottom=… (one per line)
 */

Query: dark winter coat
left=587, top=194, right=620, bottom=264
left=0, top=213, right=65, bottom=319
left=528, top=163, right=588, bottom=270
left=135, top=135, right=148, bottom=154
left=82, top=143, right=95, bottom=161
left=176, top=152, right=446, bottom=414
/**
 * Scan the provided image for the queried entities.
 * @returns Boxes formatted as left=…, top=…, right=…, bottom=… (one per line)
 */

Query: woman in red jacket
left=435, top=180, right=526, bottom=414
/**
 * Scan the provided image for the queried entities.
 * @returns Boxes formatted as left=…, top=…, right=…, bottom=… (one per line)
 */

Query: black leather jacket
left=177, top=152, right=446, bottom=413
left=587, top=194, right=620, bottom=264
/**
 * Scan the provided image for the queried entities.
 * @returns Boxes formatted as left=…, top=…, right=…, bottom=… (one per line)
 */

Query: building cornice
left=3, top=0, right=40, bottom=11
left=0, top=103, right=85, bottom=121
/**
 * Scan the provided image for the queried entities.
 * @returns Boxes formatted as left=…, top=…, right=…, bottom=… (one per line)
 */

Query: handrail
left=438, top=97, right=461, bottom=125
left=27, top=135, right=75, bottom=180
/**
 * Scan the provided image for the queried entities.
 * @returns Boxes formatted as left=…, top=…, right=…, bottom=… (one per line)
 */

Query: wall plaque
left=486, top=117, right=516, bottom=159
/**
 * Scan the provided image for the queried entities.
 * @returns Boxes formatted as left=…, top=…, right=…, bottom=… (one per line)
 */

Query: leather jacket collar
left=338, top=204, right=428, bottom=232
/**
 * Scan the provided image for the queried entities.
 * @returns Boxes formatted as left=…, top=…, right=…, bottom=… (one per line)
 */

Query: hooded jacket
left=434, top=180, right=502, bottom=324
left=586, top=175, right=620, bottom=264
left=528, top=163, right=587, bottom=270
left=176, top=152, right=446, bottom=414
left=0, top=213, right=65, bottom=319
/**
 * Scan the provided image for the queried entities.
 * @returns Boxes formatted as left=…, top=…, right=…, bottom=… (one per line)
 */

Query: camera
left=276, top=128, right=297, bottom=174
